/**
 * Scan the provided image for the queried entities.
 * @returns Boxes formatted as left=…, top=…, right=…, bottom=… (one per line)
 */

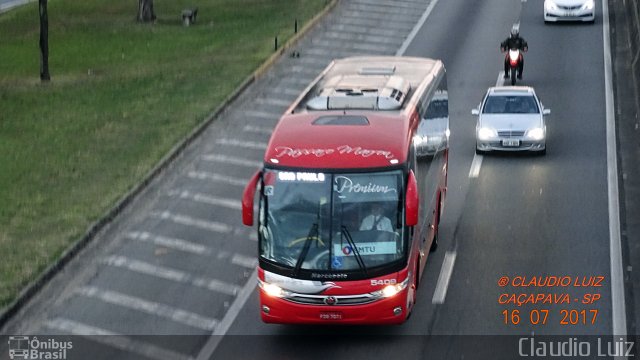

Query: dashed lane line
left=126, top=231, right=212, bottom=255
left=76, top=286, right=218, bottom=331
left=187, top=171, right=248, bottom=187
left=103, top=255, right=241, bottom=296
left=45, top=318, right=193, bottom=360
left=432, top=251, right=457, bottom=304
left=150, top=211, right=234, bottom=234
left=201, top=154, right=262, bottom=169
left=167, top=190, right=242, bottom=211
left=242, top=125, right=273, bottom=135
left=469, top=155, right=483, bottom=178
left=215, top=138, right=268, bottom=150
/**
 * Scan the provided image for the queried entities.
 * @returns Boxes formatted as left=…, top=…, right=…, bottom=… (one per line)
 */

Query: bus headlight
left=526, top=128, right=545, bottom=141
left=259, top=280, right=290, bottom=298
left=370, top=278, right=409, bottom=298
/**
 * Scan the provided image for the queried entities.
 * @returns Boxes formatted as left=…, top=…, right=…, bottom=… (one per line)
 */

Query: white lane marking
left=150, top=211, right=233, bottom=234
left=126, top=231, right=212, bottom=255
left=45, top=318, right=194, bottom=360
left=76, top=286, right=218, bottom=331
left=196, top=268, right=258, bottom=360
left=215, top=138, right=267, bottom=150
left=496, top=71, right=505, bottom=86
left=396, top=0, right=440, bottom=55
left=167, top=190, right=242, bottom=211
left=297, top=56, right=336, bottom=67
left=288, top=65, right=321, bottom=75
left=338, top=16, right=414, bottom=32
left=202, top=154, right=262, bottom=168
left=187, top=171, right=248, bottom=187
left=351, top=0, right=425, bottom=11
left=603, top=0, right=627, bottom=337
left=279, top=76, right=314, bottom=85
left=253, top=98, right=291, bottom=107
left=432, top=251, right=457, bottom=304
left=231, top=254, right=258, bottom=269
left=306, top=41, right=395, bottom=55
left=325, top=25, right=407, bottom=39
left=232, top=227, right=258, bottom=242
left=281, top=87, right=303, bottom=96
left=103, top=255, right=241, bottom=296
left=46, top=317, right=117, bottom=335
left=467, top=70, right=503, bottom=178
left=468, top=154, right=483, bottom=178
left=242, top=125, right=273, bottom=135
left=243, top=110, right=278, bottom=120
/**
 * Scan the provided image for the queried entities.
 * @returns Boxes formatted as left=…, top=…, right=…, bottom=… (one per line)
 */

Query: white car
left=544, top=0, right=595, bottom=23
left=472, top=86, right=549, bottom=155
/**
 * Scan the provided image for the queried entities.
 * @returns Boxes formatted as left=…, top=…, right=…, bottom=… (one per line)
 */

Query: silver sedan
left=472, top=86, right=549, bottom=155
left=544, top=0, right=595, bottom=23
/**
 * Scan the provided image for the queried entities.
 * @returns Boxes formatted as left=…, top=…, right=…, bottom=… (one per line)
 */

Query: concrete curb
left=0, top=0, right=338, bottom=330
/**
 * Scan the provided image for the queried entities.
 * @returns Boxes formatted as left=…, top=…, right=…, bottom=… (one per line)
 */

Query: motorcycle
left=504, top=47, right=525, bottom=86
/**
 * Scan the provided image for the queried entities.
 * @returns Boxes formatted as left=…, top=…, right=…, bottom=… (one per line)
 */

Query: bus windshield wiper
left=341, top=226, right=367, bottom=276
left=292, top=223, right=318, bottom=277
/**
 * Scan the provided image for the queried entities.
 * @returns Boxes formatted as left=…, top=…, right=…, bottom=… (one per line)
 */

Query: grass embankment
left=0, top=0, right=327, bottom=308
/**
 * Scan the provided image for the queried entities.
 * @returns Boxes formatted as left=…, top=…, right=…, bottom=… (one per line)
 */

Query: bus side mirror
left=405, top=170, right=418, bottom=227
left=242, top=170, right=262, bottom=226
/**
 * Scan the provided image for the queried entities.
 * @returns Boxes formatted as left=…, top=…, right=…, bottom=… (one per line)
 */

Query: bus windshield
left=259, top=169, right=406, bottom=274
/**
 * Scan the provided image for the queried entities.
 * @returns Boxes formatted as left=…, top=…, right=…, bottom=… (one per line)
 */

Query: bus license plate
left=502, top=139, right=520, bottom=147
left=319, top=311, right=343, bottom=320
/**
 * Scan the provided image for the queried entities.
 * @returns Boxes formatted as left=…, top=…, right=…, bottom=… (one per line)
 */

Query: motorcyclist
left=500, top=27, right=528, bottom=79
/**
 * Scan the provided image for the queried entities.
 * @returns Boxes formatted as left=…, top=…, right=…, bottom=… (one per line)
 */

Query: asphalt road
left=0, top=0, right=622, bottom=359
left=214, top=0, right=613, bottom=356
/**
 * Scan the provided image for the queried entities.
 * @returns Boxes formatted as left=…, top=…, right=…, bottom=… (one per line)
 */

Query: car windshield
left=482, top=95, right=539, bottom=114
left=259, top=169, right=406, bottom=273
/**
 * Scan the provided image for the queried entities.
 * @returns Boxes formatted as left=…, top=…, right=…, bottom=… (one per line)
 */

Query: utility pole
left=39, top=0, right=50, bottom=81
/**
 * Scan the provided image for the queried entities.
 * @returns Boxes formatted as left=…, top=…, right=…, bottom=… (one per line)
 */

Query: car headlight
left=545, top=0, right=558, bottom=10
left=477, top=127, right=497, bottom=140
left=370, top=278, right=409, bottom=299
left=526, top=127, right=545, bottom=141
left=259, top=280, right=291, bottom=298
left=581, top=0, right=594, bottom=10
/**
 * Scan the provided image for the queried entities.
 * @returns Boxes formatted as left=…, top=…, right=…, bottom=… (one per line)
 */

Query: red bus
left=242, top=56, right=449, bottom=324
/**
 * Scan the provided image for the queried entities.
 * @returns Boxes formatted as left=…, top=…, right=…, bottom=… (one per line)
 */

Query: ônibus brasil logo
left=7, top=336, right=72, bottom=360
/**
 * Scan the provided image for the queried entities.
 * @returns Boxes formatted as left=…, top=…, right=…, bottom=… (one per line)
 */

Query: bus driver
left=359, top=203, right=394, bottom=232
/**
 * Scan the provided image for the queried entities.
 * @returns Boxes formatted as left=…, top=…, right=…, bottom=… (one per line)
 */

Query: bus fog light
left=262, top=305, right=270, bottom=314
left=393, top=307, right=402, bottom=316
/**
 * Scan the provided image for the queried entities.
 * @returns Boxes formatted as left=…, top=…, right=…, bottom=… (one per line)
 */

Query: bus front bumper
left=259, top=289, right=409, bottom=325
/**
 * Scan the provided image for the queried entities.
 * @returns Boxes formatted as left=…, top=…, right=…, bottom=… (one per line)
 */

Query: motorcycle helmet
left=510, top=27, right=519, bottom=38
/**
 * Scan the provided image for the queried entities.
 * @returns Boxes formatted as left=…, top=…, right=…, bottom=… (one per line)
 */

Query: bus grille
left=285, top=294, right=378, bottom=306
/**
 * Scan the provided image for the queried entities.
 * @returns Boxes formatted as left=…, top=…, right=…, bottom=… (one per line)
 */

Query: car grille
left=498, top=130, right=525, bottom=137
left=558, top=5, right=581, bottom=10
left=285, top=293, right=378, bottom=306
